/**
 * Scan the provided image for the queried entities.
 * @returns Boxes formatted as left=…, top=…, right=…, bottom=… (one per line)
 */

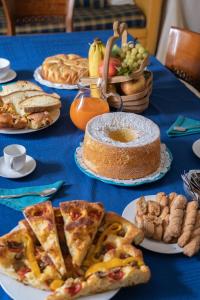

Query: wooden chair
left=165, top=27, right=200, bottom=92
left=1, top=0, right=163, bottom=54
left=1, top=0, right=73, bottom=35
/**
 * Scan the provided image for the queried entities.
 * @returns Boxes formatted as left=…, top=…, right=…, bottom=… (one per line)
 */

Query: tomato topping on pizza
left=70, top=210, right=81, bottom=221
left=17, top=266, right=31, bottom=280
left=66, top=282, right=82, bottom=297
left=108, top=269, right=124, bottom=281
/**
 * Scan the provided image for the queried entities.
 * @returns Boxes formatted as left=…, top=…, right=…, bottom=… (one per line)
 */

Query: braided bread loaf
left=41, top=54, right=88, bottom=84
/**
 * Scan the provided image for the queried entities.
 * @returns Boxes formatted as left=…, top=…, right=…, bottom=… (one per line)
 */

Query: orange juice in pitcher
left=70, top=86, right=109, bottom=131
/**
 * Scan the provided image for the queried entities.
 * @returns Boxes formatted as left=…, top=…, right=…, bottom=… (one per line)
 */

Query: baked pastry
left=41, top=54, right=88, bottom=84
left=60, top=201, right=104, bottom=266
left=47, top=244, right=150, bottom=300
left=0, top=228, right=62, bottom=291
left=83, top=112, right=161, bottom=180
left=24, top=201, right=67, bottom=277
left=0, top=81, right=61, bottom=130
left=0, top=112, right=13, bottom=128
left=178, top=200, right=198, bottom=247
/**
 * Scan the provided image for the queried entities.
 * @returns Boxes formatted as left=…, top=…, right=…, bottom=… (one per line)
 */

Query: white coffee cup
left=0, top=58, right=10, bottom=80
left=4, top=144, right=26, bottom=171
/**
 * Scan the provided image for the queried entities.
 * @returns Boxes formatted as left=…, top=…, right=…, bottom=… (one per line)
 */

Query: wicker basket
left=80, top=21, right=152, bottom=113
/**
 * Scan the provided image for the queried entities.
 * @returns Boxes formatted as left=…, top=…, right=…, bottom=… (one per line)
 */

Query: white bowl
left=0, top=58, right=10, bottom=79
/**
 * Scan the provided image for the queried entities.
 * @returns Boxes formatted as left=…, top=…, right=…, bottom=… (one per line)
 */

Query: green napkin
left=167, top=116, right=200, bottom=137
left=0, top=180, right=64, bottom=211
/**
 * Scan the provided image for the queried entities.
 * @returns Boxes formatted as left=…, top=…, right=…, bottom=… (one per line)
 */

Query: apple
left=120, top=76, right=146, bottom=95
left=99, top=57, right=121, bottom=77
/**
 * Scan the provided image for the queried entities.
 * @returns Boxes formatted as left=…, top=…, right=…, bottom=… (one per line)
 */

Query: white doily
left=33, top=66, right=79, bottom=90
left=75, top=143, right=173, bottom=186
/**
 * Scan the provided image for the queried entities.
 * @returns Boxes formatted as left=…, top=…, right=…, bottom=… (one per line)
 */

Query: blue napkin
left=167, top=116, right=200, bottom=137
left=0, top=180, right=64, bottom=211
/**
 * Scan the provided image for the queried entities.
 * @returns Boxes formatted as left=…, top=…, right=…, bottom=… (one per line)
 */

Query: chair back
left=165, top=27, right=200, bottom=91
left=1, top=0, right=74, bottom=34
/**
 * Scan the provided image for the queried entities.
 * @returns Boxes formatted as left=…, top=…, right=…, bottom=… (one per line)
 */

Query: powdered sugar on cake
left=86, top=112, right=160, bottom=147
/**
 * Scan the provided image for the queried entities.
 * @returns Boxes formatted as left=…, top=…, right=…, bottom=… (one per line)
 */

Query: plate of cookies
left=0, top=80, right=61, bottom=134
left=122, top=192, right=200, bottom=256
left=34, top=54, right=88, bottom=89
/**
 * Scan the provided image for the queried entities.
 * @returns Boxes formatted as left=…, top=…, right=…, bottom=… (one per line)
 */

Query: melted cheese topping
left=85, top=257, right=136, bottom=278
left=83, top=222, right=122, bottom=267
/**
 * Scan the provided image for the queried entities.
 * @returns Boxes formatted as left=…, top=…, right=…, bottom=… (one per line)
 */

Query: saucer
left=192, top=139, right=200, bottom=159
left=0, top=70, right=17, bottom=84
left=0, top=155, right=36, bottom=179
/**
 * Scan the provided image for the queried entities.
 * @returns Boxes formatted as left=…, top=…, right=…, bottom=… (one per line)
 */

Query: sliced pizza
left=83, top=211, right=144, bottom=268
left=0, top=228, right=63, bottom=291
left=47, top=244, right=150, bottom=300
left=54, top=208, right=84, bottom=278
left=20, top=210, right=83, bottom=279
left=60, top=200, right=104, bottom=266
left=23, top=201, right=67, bottom=277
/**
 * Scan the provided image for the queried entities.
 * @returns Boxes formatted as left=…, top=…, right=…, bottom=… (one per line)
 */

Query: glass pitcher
left=70, top=85, right=110, bottom=131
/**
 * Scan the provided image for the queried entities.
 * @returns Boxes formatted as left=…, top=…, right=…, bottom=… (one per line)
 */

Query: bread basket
left=80, top=21, right=152, bottom=113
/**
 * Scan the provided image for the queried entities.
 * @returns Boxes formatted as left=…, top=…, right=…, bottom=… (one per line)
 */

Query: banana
left=88, top=38, right=105, bottom=98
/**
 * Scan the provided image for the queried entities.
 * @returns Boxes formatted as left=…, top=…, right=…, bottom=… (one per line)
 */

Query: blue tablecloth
left=0, top=30, right=200, bottom=300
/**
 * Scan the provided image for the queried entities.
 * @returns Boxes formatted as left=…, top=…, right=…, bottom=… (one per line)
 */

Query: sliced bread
left=21, top=95, right=61, bottom=113
left=1, top=90, right=46, bottom=105
left=0, top=81, right=42, bottom=96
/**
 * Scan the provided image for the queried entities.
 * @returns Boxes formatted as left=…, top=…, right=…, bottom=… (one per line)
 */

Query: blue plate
left=74, top=143, right=173, bottom=186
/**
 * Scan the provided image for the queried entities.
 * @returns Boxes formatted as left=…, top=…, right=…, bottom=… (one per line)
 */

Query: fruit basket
left=80, top=21, right=152, bottom=113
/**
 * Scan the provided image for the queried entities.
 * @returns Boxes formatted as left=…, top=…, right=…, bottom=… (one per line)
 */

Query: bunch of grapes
left=116, top=42, right=148, bottom=76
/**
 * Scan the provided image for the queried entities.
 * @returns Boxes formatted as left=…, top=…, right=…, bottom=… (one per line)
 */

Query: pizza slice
left=47, top=244, right=150, bottom=300
left=60, top=200, right=104, bottom=266
left=83, top=211, right=144, bottom=269
left=0, top=227, right=63, bottom=291
left=54, top=208, right=84, bottom=278
left=23, top=201, right=67, bottom=277
left=20, top=210, right=83, bottom=279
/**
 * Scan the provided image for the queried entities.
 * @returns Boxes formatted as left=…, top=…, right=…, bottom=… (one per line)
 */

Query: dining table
left=0, top=29, right=200, bottom=300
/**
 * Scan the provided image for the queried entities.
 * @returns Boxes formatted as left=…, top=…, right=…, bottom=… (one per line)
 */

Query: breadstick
left=168, top=192, right=177, bottom=206
left=178, top=201, right=198, bottom=247
left=147, top=201, right=161, bottom=216
left=136, top=196, right=148, bottom=216
left=156, top=192, right=169, bottom=207
left=163, top=195, right=186, bottom=242
left=160, top=206, right=169, bottom=220
left=135, top=214, right=144, bottom=229
left=183, top=210, right=200, bottom=256
left=183, top=236, right=200, bottom=257
left=154, top=224, right=163, bottom=241
left=143, top=215, right=155, bottom=238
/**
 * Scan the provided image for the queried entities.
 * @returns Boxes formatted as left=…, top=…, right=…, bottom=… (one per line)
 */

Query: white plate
left=0, top=110, right=60, bottom=134
left=0, top=273, right=118, bottom=300
left=192, top=139, right=200, bottom=159
left=0, top=155, right=36, bottom=178
left=122, top=195, right=183, bottom=254
left=0, top=69, right=17, bottom=84
left=34, top=66, right=80, bottom=90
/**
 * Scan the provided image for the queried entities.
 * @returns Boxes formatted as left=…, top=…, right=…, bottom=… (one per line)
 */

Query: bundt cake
left=82, top=112, right=161, bottom=180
